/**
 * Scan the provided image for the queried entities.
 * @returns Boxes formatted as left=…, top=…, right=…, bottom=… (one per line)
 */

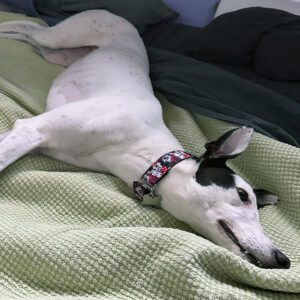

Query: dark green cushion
left=33, top=0, right=178, bottom=33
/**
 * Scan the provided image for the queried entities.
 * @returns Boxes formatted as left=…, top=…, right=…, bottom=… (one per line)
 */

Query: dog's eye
left=237, top=188, right=248, bottom=202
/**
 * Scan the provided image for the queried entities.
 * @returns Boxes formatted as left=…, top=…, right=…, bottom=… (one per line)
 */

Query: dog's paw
left=0, top=21, right=43, bottom=40
left=254, top=189, right=279, bottom=208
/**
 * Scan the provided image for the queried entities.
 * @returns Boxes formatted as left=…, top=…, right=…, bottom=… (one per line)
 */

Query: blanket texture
left=0, top=13, right=299, bottom=300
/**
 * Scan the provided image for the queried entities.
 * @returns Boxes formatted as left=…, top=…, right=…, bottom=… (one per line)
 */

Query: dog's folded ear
left=204, top=126, right=254, bottom=160
left=254, top=189, right=279, bottom=208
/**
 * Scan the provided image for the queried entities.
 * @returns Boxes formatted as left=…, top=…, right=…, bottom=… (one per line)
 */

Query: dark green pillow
left=33, top=0, right=179, bottom=33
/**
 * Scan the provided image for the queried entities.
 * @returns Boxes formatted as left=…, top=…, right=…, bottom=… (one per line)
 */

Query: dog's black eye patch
left=237, top=188, right=248, bottom=202
left=196, top=167, right=235, bottom=189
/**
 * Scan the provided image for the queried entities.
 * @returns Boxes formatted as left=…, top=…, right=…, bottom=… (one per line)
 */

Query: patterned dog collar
left=133, top=150, right=193, bottom=205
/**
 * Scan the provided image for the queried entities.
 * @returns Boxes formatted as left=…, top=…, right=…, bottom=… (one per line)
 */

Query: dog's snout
left=273, top=249, right=291, bottom=269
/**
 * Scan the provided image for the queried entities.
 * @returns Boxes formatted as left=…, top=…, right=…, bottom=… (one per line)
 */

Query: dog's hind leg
left=0, top=11, right=142, bottom=66
left=0, top=119, right=44, bottom=172
left=0, top=132, right=9, bottom=143
left=0, top=20, right=44, bottom=45
left=0, top=20, right=98, bottom=67
left=39, top=46, right=97, bottom=67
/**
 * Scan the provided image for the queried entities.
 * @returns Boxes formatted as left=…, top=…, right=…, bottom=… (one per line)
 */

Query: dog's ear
left=254, top=189, right=279, bottom=209
left=204, top=126, right=254, bottom=160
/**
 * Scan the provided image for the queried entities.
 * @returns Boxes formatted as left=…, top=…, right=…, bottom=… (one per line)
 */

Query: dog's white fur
left=0, top=10, right=288, bottom=268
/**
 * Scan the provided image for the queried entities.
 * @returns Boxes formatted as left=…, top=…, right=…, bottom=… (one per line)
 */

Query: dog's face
left=160, top=127, right=290, bottom=269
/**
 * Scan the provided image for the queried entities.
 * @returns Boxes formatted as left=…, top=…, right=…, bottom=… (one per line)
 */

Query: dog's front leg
left=0, top=119, right=44, bottom=172
left=255, top=189, right=279, bottom=208
left=0, top=132, right=9, bottom=143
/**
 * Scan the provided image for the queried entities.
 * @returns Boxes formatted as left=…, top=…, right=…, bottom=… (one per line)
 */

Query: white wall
left=215, top=0, right=300, bottom=17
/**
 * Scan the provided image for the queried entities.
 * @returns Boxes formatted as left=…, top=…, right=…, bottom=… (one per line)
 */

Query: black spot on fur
left=196, top=166, right=235, bottom=189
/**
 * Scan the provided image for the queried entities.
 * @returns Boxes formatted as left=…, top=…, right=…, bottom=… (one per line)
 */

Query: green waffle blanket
left=0, top=12, right=299, bottom=300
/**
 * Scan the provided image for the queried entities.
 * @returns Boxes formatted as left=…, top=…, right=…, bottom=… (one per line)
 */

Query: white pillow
left=215, top=0, right=300, bottom=17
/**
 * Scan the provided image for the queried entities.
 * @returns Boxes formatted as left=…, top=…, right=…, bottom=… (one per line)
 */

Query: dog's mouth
left=218, top=219, right=261, bottom=267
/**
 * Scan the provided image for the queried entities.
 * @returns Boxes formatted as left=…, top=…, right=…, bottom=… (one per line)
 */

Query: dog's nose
left=273, top=249, right=291, bottom=269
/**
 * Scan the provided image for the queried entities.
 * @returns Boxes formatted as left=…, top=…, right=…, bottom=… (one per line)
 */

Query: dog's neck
left=107, top=128, right=187, bottom=187
left=103, top=128, right=202, bottom=214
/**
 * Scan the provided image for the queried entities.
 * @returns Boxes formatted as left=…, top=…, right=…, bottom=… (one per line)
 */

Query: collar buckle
left=133, top=179, right=155, bottom=199
left=133, top=150, right=194, bottom=206
left=133, top=179, right=161, bottom=207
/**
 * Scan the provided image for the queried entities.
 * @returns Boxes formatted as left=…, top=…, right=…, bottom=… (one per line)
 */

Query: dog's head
left=158, top=126, right=290, bottom=269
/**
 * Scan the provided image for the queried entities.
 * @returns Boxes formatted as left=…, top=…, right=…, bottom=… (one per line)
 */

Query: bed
left=0, top=6, right=299, bottom=300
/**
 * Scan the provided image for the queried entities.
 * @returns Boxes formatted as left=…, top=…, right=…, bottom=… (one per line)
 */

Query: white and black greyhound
left=0, top=10, right=290, bottom=268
